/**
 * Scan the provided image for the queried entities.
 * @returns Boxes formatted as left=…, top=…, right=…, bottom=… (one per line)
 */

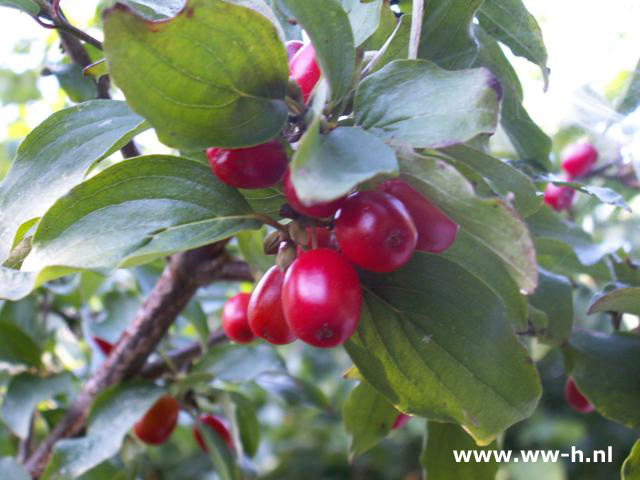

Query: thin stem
left=251, top=213, right=289, bottom=234
left=408, top=0, right=424, bottom=60
left=311, top=223, right=318, bottom=249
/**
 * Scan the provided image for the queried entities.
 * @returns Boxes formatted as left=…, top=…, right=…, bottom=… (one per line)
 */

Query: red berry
left=562, top=143, right=598, bottom=179
left=289, top=42, right=321, bottom=103
left=543, top=183, right=575, bottom=211
left=285, top=40, right=304, bottom=61
left=133, top=396, right=180, bottom=445
left=221, top=293, right=254, bottom=343
left=206, top=140, right=288, bottom=189
left=193, top=414, right=234, bottom=452
left=378, top=179, right=458, bottom=253
left=282, top=249, right=362, bottom=348
left=248, top=266, right=296, bottom=345
left=92, top=336, right=114, bottom=356
left=392, top=413, right=411, bottom=430
left=297, top=226, right=336, bottom=254
left=335, top=191, right=418, bottom=272
left=283, top=168, right=345, bottom=218
left=565, top=377, right=594, bottom=414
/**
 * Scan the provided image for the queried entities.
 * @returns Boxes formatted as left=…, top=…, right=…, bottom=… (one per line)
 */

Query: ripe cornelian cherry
left=378, top=179, right=458, bottom=253
left=289, top=42, right=321, bottom=103
left=93, top=336, right=114, bottom=356
left=565, top=377, right=595, bottom=414
left=193, top=414, right=234, bottom=452
left=392, top=413, right=411, bottom=430
left=248, top=266, right=296, bottom=345
left=562, top=143, right=598, bottom=179
left=282, top=249, right=362, bottom=348
left=283, top=168, right=345, bottom=218
left=285, top=39, right=304, bottom=61
left=221, top=293, right=254, bottom=343
left=543, top=183, right=575, bottom=211
left=133, top=396, right=180, bottom=445
left=335, top=191, right=418, bottom=273
left=207, top=140, right=288, bottom=189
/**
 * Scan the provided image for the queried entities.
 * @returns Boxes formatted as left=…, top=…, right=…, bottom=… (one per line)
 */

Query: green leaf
left=2, top=373, right=73, bottom=438
left=0, top=100, right=146, bottom=263
left=622, top=439, right=640, bottom=480
left=354, top=60, right=500, bottom=149
left=43, top=64, right=98, bottom=103
left=477, top=0, right=549, bottom=88
left=0, top=320, right=41, bottom=367
left=227, top=391, right=260, bottom=457
left=88, top=291, right=140, bottom=344
left=236, top=228, right=275, bottom=274
left=290, top=122, right=397, bottom=204
left=528, top=268, right=573, bottom=347
left=103, top=0, right=288, bottom=149
left=0, top=457, right=31, bottom=480
left=21, top=155, right=259, bottom=273
left=421, top=422, right=499, bottom=480
left=0, top=0, right=39, bottom=16
left=276, top=0, right=355, bottom=103
left=194, top=344, right=286, bottom=383
left=565, top=330, right=640, bottom=429
left=546, top=179, right=630, bottom=211
left=474, top=25, right=551, bottom=169
left=342, top=0, right=383, bottom=46
left=239, top=186, right=286, bottom=218
left=346, top=253, right=542, bottom=445
left=438, top=145, right=540, bottom=217
left=343, top=381, right=398, bottom=458
left=194, top=414, right=238, bottom=480
left=418, top=0, right=483, bottom=70
left=588, top=286, right=640, bottom=316
left=255, top=372, right=329, bottom=409
left=398, top=148, right=538, bottom=294
left=44, top=382, right=164, bottom=479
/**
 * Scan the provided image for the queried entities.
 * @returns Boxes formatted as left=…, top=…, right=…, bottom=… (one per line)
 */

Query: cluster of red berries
left=131, top=394, right=234, bottom=450
left=544, top=143, right=598, bottom=211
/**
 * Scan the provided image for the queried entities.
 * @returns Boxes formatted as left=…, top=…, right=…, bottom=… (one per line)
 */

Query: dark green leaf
left=227, top=392, right=260, bottom=457
left=565, top=330, right=640, bottom=429
left=398, top=148, right=538, bottom=294
left=43, top=64, right=98, bottom=103
left=0, top=320, right=41, bottom=367
left=290, top=122, right=397, bottom=204
left=44, top=382, right=164, bottom=479
left=239, top=186, right=286, bottom=218
left=588, top=286, right=640, bottom=316
left=355, top=60, right=500, bottom=149
left=103, top=0, right=288, bottom=149
left=0, top=100, right=146, bottom=263
left=346, top=253, right=542, bottom=445
left=276, top=0, right=355, bottom=103
left=194, top=344, right=286, bottom=383
left=255, top=372, right=329, bottom=409
left=421, top=422, right=499, bottom=480
left=0, top=0, right=39, bottom=16
left=622, top=439, right=640, bottom=480
left=477, top=0, right=549, bottom=87
left=418, top=0, right=483, bottom=70
left=528, top=268, right=573, bottom=347
left=0, top=457, right=30, bottom=480
left=342, top=0, right=383, bottom=46
left=2, top=373, right=73, bottom=438
left=343, top=381, right=398, bottom=458
left=21, top=155, right=260, bottom=274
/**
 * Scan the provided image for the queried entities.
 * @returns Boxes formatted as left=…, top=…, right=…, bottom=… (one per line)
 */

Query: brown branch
left=25, top=243, right=250, bottom=477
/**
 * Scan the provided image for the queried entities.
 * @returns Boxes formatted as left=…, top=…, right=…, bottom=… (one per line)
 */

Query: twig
left=251, top=213, right=289, bottom=234
left=24, top=242, right=249, bottom=477
left=408, top=0, right=424, bottom=60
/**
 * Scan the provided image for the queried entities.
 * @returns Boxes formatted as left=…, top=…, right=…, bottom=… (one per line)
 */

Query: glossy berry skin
left=392, top=413, right=411, bottom=430
left=378, top=179, right=458, bottom=253
left=566, top=377, right=595, bottom=414
left=193, top=414, right=234, bottom=452
left=289, top=42, right=321, bottom=103
left=282, top=249, right=362, bottom=348
left=283, top=168, right=345, bottom=218
left=133, top=396, right=180, bottom=445
left=93, top=336, right=114, bottom=356
left=221, top=293, right=254, bottom=343
left=285, top=40, right=304, bottom=61
left=543, top=183, right=575, bottom=211
left=248, top=266, right=296, bottom=345
left=562, top=143, right=598, bottom=179
left=206, top=140, right=288, bottom=189
left=335, top=191, right=418, bottom=273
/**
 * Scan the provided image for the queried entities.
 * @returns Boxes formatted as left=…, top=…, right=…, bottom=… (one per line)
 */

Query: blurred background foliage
left=0, top=1, right=639, bottom=479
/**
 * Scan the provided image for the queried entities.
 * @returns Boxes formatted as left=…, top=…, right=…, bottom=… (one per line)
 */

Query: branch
left=408, top=0, right=424, bottom=60
left=25, top=243, right=250, bottom=477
